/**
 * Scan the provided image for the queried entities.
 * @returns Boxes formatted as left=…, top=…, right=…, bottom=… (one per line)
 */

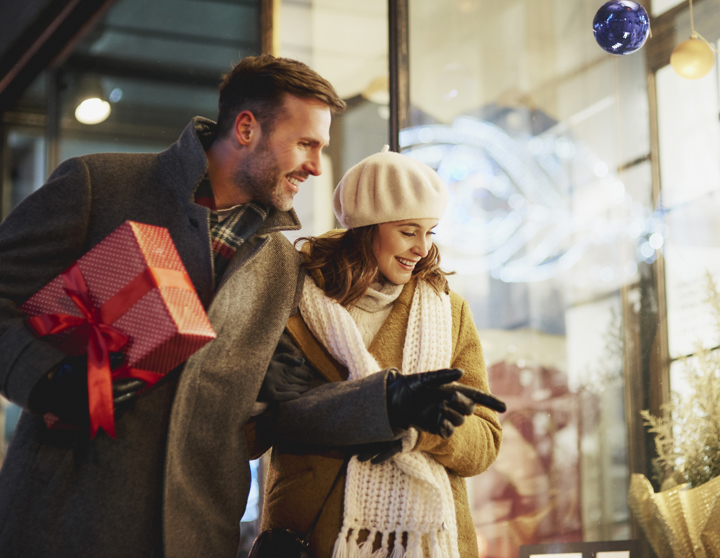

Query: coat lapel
left=157, top=118, right=215, bottom=307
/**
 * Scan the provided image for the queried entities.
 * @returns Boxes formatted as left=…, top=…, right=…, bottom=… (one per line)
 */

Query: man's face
left=234, top=94, right=332, bottom=212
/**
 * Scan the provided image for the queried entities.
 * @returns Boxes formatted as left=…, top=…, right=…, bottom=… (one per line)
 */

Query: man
left=0, top=55, right=344, bottom=557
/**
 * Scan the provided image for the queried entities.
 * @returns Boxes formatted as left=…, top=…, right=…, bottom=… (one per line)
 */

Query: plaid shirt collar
left=193, top=174, right=268, bottom=288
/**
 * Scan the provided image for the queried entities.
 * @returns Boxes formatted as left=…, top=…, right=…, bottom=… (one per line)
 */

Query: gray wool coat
left=0, top=117, right=312, bottom=557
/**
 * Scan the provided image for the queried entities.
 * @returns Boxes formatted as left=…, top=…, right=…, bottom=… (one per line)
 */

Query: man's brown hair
left=217, top=54, right=346, bottom=138
left=297, top=227, right=450, bottom=308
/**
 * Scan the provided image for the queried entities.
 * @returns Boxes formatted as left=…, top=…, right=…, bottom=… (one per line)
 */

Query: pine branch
left=642, top=273, right=720, bottom=488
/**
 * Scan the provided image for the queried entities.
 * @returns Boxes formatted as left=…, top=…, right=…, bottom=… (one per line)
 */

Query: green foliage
left=642, top=273, right=720, bottom=488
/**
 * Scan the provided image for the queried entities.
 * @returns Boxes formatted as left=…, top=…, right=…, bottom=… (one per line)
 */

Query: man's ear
left=233, top=110, right=259, bottom=147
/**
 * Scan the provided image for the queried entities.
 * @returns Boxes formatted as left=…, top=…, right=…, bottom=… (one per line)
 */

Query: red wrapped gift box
left=20, top=221, right=216, bottom=437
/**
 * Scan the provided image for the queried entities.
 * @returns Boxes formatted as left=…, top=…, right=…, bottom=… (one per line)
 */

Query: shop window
left=658, top=57, right=720, bottom=362
left=279, top=0, right=389, bottom=242
left=651, top=0, right=685, bottom=17
left=405, top=0, right=658, bottom=554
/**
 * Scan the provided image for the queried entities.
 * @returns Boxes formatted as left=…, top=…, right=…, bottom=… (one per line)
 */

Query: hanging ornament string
left=670, top=0, right=717, bottom=79
left=688, top=0, right=719, bottom=54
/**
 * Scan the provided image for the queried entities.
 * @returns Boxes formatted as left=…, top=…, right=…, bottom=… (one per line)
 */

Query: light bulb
left=670, top=37, right=715, bottom=79
left=75, top=97, right=111, bottom=125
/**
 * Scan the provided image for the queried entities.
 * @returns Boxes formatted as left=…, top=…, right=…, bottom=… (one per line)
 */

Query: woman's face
left=372, top=218, right=438, bottom=285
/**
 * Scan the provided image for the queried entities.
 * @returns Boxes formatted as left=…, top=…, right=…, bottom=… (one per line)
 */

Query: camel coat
left=247, top=277, right=503, bottom=557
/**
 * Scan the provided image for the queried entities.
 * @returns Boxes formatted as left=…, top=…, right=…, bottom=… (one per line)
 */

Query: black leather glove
left=356, top=439, right=404, bottom=465
left=386, top=368, right=506, bottom=440
left=437, top=382, right=506, bottom=413
left=359, top=373, right=507, bottom=463
left=28, top=352, right=144, bottom=427
left=259, top=353, right=314, bottom=403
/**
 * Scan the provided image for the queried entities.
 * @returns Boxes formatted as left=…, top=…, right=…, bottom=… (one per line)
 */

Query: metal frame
left=388, top=0, right=408, bottom=152
left=45, top=69, right=61, bottom=178
left=260, top=0, right=280, bottom=56
left=646, top=67, right=670, bottom=418
left=0, top=0, right=117, bottom=113
left=62, top=53, right=223, bottom=88
left=0, top=123, right=9, bottom=221
left=519, top=539, right=649, bottom=558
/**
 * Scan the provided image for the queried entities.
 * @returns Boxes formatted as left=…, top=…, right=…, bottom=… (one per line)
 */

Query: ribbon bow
left=28, top=264, right=128, bottom=437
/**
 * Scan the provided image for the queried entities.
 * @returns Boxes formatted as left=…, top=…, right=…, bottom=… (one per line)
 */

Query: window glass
left=658, top=58, right=720, bottom=359
left=651, top=0, right=684, bottom=17
left=280, top=0, right=389, bottom=241
left=407, top=0, right=654, bottom=553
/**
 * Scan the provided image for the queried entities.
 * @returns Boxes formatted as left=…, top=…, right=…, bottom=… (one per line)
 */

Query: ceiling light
left=74, top=76, right=111, bottom=125
left=75, top=98, right=111, bottom=125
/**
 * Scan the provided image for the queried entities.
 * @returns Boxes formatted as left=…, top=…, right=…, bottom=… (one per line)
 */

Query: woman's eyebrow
left=399, top=223, right=438, bottom=230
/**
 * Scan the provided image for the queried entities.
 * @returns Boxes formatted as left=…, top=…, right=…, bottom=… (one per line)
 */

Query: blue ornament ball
left=593, top=0, right=650, bottom=55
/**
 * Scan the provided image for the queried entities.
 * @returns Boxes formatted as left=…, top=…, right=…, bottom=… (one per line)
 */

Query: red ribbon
left=27, top=263, right=194, bottom=438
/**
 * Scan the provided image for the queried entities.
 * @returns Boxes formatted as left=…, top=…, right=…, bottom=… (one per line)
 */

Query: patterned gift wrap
left=20, top=220, right=216, bottom=436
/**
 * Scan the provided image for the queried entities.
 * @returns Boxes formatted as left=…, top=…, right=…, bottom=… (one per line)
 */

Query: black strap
left=303, top=456, right=351, bottom=541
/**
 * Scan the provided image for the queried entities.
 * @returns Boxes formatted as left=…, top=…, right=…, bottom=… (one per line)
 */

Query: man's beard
left=232, top=141, right=291, bottom=211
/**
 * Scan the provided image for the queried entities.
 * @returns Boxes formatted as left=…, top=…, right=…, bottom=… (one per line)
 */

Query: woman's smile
left=395, top=256, right=419, bottom=270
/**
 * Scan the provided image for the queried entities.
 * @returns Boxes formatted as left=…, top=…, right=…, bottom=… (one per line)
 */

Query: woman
left=248, top=148, right=503, bottom=558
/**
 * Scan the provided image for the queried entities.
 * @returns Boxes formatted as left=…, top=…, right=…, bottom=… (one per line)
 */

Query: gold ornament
left=671, top=36, right=716, bottom=80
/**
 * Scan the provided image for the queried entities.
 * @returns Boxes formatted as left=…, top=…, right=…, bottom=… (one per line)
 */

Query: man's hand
left=258, top=353, right=314, bottom=403
left=386, top=368, right=505, bottom=440
left=28, top=352, right=144, bottom=427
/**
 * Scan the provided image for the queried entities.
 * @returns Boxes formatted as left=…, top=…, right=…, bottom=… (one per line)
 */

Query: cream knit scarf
left=299, top=275, right=460, bottom=558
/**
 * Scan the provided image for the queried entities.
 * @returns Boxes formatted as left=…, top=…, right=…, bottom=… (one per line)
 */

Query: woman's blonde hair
left=296, top=225, right=450, bottom=308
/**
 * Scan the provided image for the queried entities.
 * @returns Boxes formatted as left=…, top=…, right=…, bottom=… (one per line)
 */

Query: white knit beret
left=333, top=146, right=449, bottom=229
